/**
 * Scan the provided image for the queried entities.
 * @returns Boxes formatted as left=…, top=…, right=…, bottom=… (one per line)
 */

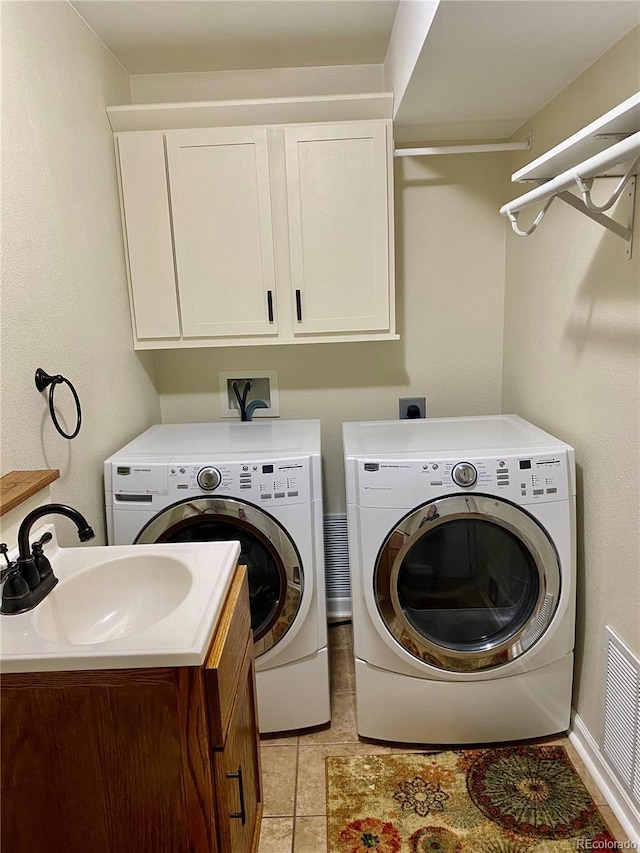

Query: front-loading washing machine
left=343, top=414, right=576, bottom=744
left=104, top=419, right=330, bottom=733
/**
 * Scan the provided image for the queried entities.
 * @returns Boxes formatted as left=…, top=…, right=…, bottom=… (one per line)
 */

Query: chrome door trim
left=135, top=497, right=303, bottom=656
left=375, top=494, right=560, bottom=672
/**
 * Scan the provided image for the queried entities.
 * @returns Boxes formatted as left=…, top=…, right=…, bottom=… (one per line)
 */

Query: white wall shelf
left=395, top=138, right=531, bottom=157
left=500, top=94, right=640, bottom=258
left=512, top=92, right=640, bottom=182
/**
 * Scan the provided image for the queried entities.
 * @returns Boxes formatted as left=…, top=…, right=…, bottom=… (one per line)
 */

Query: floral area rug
left=326, top=745, right=618, bottom=852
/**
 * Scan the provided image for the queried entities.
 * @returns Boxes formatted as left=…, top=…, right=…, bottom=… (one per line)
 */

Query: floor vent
left=324, top=514, right=351, bottom=621
left=602, top=627, right=640, bottom=808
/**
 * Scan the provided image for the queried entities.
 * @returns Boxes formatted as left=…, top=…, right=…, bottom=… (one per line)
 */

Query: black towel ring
left=35, top=368, right=82, bottom=440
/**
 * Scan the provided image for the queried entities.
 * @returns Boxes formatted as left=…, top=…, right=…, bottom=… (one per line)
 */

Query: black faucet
left=1, top=503, right=95, bottom=615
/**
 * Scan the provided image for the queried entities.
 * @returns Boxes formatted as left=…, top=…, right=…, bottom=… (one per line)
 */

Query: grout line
left=291, top=732, right=301, bottom=851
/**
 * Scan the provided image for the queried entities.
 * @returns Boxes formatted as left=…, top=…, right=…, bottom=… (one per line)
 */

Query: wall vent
left=602, top=627, right=640, bottom=808
left=324, top=514, right=351, bottom=621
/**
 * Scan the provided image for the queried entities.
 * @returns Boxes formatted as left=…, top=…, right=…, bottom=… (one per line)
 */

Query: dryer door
left=135, top=497, right=303, bottom=657
left=374, top=495, right=560, bottom=672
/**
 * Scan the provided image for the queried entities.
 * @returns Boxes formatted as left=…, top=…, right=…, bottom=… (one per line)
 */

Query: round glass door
left=135, top=497, right=303, bottom=656
left=375, top=495, right=560, bottom=672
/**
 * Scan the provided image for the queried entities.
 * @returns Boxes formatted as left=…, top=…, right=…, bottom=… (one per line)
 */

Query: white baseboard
left=570, top=710, right=640, bottom=846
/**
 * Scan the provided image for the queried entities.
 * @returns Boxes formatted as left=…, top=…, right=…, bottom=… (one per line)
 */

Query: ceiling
left=72, top=0, right=640, bottom=139
left=394, top=0, right=640, bottom=138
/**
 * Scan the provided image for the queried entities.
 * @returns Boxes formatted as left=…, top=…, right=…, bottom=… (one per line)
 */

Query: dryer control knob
left=452, top=462, right=478, bottom=488
left=197, top=466, right=222, bottom=491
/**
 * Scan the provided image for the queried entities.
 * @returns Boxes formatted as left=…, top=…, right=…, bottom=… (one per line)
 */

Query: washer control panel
left=357, top=451, right=571, bottom=508
left=110, top=455, right=313, bottom=505
left=168, top=457, right=311, bottom=504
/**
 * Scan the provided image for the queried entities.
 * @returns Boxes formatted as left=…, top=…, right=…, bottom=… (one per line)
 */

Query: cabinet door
left=284, top=122, right=391, bottom=335
left=213, top=647, right=262, bottom=853
left=166, top=127, right=278, bottom=339
left=116, top=132, right=181, bottom=340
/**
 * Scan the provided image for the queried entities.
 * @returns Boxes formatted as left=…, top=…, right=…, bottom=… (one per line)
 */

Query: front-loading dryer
left=343, top=414, right=576, bottom=744
left=104, top=420, right=330, bottom=733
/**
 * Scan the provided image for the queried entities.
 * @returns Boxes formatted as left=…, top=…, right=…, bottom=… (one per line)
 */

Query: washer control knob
left=452, top=462, right=478, bottom=488
left=197, top=466, right=221, bottom=491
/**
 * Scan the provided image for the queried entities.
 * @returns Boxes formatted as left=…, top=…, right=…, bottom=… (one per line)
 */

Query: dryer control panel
left=355, top=450, right=573, bottom=508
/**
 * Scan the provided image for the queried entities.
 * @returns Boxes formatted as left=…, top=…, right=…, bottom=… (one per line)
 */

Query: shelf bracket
left=557, top=175, right=636, bottom=259
left=505, top=196, right=556, bottom=237
left=574, top=155, right=640, bottom=213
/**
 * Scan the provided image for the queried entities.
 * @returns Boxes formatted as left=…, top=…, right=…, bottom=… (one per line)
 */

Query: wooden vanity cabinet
left=0, top=565, right=262, bottom=853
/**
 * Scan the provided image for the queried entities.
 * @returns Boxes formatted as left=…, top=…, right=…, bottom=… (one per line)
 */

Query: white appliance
left=343, top=414, right=576, bottom=744
left=104, top=420, right=330, bottom=733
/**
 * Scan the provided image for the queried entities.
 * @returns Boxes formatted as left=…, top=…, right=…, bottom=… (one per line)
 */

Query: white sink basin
left=35, top=554, right=193, bottom=645
left=0, top=525, right=241, bottom=674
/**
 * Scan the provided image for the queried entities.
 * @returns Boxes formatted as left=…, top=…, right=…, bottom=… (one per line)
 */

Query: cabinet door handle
left=267, top=290, right=274, bottom=323
left=226, top=765, right=246, bottom=826
left=295, top=289, right=302, bottom=322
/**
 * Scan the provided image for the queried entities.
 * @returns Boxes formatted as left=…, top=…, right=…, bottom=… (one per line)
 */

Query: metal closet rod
left=395, top=139, right=531, bottom=157
left=500, top=130, right=640, bottom=219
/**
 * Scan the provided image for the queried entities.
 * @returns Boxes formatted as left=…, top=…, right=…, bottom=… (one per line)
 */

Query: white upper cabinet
left=116, top=132, right=180, bottom=340
left=114, top=114, right=396, bottom=349
left=285, top=123, right=390, bottom=336
left=166, top=127, right=278, bottom=339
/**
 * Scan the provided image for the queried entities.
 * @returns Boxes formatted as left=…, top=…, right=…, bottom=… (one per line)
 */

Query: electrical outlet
left=399, top=397, right=426, bottom=420
left=218, top=370, right=279, bottom=418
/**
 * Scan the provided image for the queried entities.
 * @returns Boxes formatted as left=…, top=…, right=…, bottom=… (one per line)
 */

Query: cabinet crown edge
left=107, top=92, right=394, bottom=133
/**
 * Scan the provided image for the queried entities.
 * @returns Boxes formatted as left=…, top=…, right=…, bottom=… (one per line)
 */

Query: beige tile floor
left=257, top=622, right=630, bottom=852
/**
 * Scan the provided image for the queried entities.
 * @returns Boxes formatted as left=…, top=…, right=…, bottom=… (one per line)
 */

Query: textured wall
left=0, top=2, right=161, bottom=544
left=130, top=64, right=384, bottom=103
left=503, top=27, right=640, bottom=739
left=155, top=149, right=509, bottom=513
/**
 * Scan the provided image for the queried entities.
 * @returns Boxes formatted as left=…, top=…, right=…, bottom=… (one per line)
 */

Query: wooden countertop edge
left=0, top=470, right=60, bottom=517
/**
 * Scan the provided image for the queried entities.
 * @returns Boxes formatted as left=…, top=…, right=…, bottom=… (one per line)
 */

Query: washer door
left=135, top=498, right=303, bottom=656
left=374, top=495, right=560, bottom=672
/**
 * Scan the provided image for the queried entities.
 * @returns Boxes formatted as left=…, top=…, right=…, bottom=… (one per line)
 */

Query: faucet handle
left=0, top=544, right=15, bottom=582
left=32, top=531, right=53, bottom=550
left=32, top=534, right=54, bottom=580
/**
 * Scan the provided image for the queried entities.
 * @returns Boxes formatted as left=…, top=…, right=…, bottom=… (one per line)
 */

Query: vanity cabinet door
left=204, top=566, right=262, bottom=853
left=165, top=127, right=278, bottom=340
left=212, top=645, right=262, bottom=853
